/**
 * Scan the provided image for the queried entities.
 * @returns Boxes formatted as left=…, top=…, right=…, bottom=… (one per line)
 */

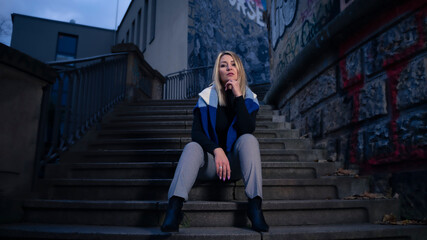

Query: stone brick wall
left=266, top=0, right=427, bottom=220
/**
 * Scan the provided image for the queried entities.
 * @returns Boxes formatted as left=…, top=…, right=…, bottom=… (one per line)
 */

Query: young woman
left=161, top=51, right=269, bottom=233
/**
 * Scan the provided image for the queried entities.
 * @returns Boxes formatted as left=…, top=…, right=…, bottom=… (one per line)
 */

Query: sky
left=0, top=0, right=132, bottom=46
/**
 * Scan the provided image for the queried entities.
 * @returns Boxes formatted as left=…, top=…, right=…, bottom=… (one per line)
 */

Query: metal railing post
left=36, top=53, right=129, bottom=173
left=163, top=66, right=213, bottom=100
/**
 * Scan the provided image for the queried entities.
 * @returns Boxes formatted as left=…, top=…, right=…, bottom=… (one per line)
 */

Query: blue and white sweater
left=193, top=85, right=259, bottom=152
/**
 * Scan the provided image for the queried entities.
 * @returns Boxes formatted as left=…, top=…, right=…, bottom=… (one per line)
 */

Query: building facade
left=116, top=0, right=188, bottom=77
left=11, top=14, right=115, bottom=62
left=116, top=0, right=270, bottom=85
left=11, top=0, right=270, bottom=87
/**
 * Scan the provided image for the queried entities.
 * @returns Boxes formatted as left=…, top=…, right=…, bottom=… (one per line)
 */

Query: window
left=137, top=9, right=141, bottom=47
left=126, top=30, right=129, bottom=43
left=131, top=20, right=135, bottom=43
left=142, top=0, right=148, bottom=51
left=56, top=33, right=78, bottom=61
left=150, top=0, right=156, bottom=43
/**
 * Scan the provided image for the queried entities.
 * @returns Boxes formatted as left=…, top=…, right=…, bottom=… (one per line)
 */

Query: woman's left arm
left=234, top=96, right=258, bottom=135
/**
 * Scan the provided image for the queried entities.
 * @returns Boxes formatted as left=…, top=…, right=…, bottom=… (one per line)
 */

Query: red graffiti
left=368, top=8, right=426, bottom=166
left=252, top=0, right=264, bottom=9
left=339, top=1, right=427, bottom=170
left=348, top=88, right=362, bottom=164
left=340, top=0, right=425, bottom=54
left=339, top=58, right=364, bottom=164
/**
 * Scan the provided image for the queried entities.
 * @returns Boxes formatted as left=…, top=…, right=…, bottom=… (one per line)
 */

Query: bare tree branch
left=0, top=17, right=12, bottom=36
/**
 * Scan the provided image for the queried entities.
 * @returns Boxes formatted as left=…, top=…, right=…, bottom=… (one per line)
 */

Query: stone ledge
left=111, top=43, right=165, bottom=84
left=0, top=43, right=56, bottom=84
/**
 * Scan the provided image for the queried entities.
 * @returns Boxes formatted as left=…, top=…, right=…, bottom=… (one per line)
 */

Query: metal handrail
left=35, top=53, right=128, bottom=176
left=47, top=52, right=128, bottom=66
left=163, top=66, right=213, bottom=99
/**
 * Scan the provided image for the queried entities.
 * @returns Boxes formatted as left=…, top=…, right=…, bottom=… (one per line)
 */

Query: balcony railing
left=35, top=53, right=128, bottom=175
left=163, top=66, right=213, bottom=99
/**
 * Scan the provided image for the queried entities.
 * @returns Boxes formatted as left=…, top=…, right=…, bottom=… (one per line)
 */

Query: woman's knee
left=184, top=141, right=203, bottom=152
left=236, top=134, right=259, bottom=148
left=180, top=142, right=204, bottom=163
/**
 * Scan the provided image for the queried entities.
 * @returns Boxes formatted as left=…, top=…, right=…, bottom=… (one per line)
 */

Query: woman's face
left=219, top=54, right=238, bottom=86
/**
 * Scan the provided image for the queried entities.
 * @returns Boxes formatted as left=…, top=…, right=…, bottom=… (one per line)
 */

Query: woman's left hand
left=225, top=80, right=242, bottom=97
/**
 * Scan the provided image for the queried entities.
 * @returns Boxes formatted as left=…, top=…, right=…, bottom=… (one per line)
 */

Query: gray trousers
left=168, top=134, right=263, bottom=200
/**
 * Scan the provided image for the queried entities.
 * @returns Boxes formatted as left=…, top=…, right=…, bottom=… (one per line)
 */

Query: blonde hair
left=212, top=51, right=247, bottom=106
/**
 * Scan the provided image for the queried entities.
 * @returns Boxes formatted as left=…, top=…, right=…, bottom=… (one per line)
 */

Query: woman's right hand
left=224, top=79, right=242, bottom=97
left=214, top=148, right=231, bottom=181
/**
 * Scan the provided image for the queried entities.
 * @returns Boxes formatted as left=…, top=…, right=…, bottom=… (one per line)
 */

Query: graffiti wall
left=188, top=0, right=270, bottom=86
left=269, top=0, right=340, bottom=83
left=267, top=0, right=427, bottom=220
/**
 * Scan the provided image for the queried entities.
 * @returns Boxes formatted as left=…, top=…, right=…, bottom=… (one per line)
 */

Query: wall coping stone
left=111, top=43, right=166, bottom=84
left=0, top=43, right=56, bottom=84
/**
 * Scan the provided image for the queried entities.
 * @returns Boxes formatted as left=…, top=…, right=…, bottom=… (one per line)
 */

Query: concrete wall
left=0, top=43, right=55, bottom=223
left=10, top=14, right=115, bottom=62
left=188, top=0, right=270, bottom=86
left=112, top=43, right=166, bottom=101
left=265, top=0, right=427, bottom=220
left=117, top=0, right=188, bottom=76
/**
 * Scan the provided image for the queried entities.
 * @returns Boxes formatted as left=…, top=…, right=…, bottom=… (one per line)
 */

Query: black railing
left=163, top=66, right=213, bottom=99
left=35, top=53, right=128, bottom=176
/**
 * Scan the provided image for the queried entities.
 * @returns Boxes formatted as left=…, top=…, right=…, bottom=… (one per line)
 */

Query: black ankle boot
left=161, top=196, right=184, bottom=232
left=247, top=196, right=269, bottom=232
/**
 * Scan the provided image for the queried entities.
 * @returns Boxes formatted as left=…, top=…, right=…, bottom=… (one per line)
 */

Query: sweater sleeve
left=191, top=108, right=219, bottom=154
left=233, top=96, right=258, bottom=135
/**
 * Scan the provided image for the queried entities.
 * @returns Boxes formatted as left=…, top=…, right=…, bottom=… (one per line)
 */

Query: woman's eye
left=220, top=64, right=226, bottom=68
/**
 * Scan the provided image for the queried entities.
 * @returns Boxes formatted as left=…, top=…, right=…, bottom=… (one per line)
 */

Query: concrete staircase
left=1, top=99, right=426, bottom=239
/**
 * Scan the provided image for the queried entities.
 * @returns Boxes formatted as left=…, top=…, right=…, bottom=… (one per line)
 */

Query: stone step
left=45, top=162, right=336, bottom=180
left=96, top=129, right=301, bottom=139
left=113, top=109, right=194, bottom=116
left=102, top=121, right=194, bottom=130
left=264, top=224, right=427, bottom=240
left=111, top=108, right=274, bottom=116
left=116, top=102, right=273, bottom=109
left=21, top=199, right=399, bottom=227
left=86, top=137, right=312, bottom=150
left=89, top=138, right=186, bottom=150
left=0, top=224, right=258, bottom=240
left=100, top=121, right=288, bottom=130
left=262, top=162, right=336, bottom=178
left=1, top=223, right=425, bottom=240
left=61, top=149, right=327, bottom=163
left=105, top=114, right=276, bottom=123
left=116, top=105, right=196, bottom=110
left=259, top=138, right=312, bottom=149
left=36, top=177, right=368, bottom=201
left=126, top=100, right=197, bottom=106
